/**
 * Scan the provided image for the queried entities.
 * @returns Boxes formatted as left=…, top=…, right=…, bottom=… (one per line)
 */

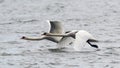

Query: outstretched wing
left=47, top=20, right=65, bottom=42
left=48, top=21, right=64, bottom=34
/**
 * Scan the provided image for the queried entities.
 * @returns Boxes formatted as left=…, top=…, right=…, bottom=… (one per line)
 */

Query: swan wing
left=48, top=21, right=64, bottom=34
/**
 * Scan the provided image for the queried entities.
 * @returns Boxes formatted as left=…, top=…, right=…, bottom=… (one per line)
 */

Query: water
left=0, top=0, right=120, bottom=68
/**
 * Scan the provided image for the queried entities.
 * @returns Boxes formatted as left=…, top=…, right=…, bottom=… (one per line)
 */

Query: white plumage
left=73, top=30, right=97, bottom=51
left=44, top=30, right=98, bottom=51
left=21, top=20, right=98, bottom=51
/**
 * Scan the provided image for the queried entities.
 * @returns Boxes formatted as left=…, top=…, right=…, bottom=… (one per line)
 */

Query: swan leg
left=87, top=40, right=98, bottom=48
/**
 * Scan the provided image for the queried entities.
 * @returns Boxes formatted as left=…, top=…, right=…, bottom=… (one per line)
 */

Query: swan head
left=21, top=36, right=26, bottom=39
left=42, top=32, right=50, bottom=35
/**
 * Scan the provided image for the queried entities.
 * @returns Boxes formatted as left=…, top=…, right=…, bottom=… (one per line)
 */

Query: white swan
left=43, top=30, right=99, bottom=51
left=21, top=20, right=98, bottom=51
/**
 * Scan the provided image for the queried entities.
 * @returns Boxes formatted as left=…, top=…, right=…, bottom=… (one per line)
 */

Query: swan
left=21, top=20, right=64, bottom=43
left=43, top=30, right=99, bottom=51
left=21, top=20, right=98, bottom=51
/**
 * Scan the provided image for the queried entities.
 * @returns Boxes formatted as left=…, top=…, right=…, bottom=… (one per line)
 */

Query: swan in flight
left=21, top=20, right=64, bottom=43
left=21, top=20, right=98, bottom=51
left=43, top=30, right=99, bottom=51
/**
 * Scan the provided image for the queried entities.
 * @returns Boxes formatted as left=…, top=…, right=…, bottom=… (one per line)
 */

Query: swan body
left=44, top=30, right=98, bottom=51
left=73, top=30, right=98, bottom=51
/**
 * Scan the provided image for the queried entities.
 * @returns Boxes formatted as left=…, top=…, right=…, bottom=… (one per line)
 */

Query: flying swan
left=21, top=20, right=98, bottom=51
